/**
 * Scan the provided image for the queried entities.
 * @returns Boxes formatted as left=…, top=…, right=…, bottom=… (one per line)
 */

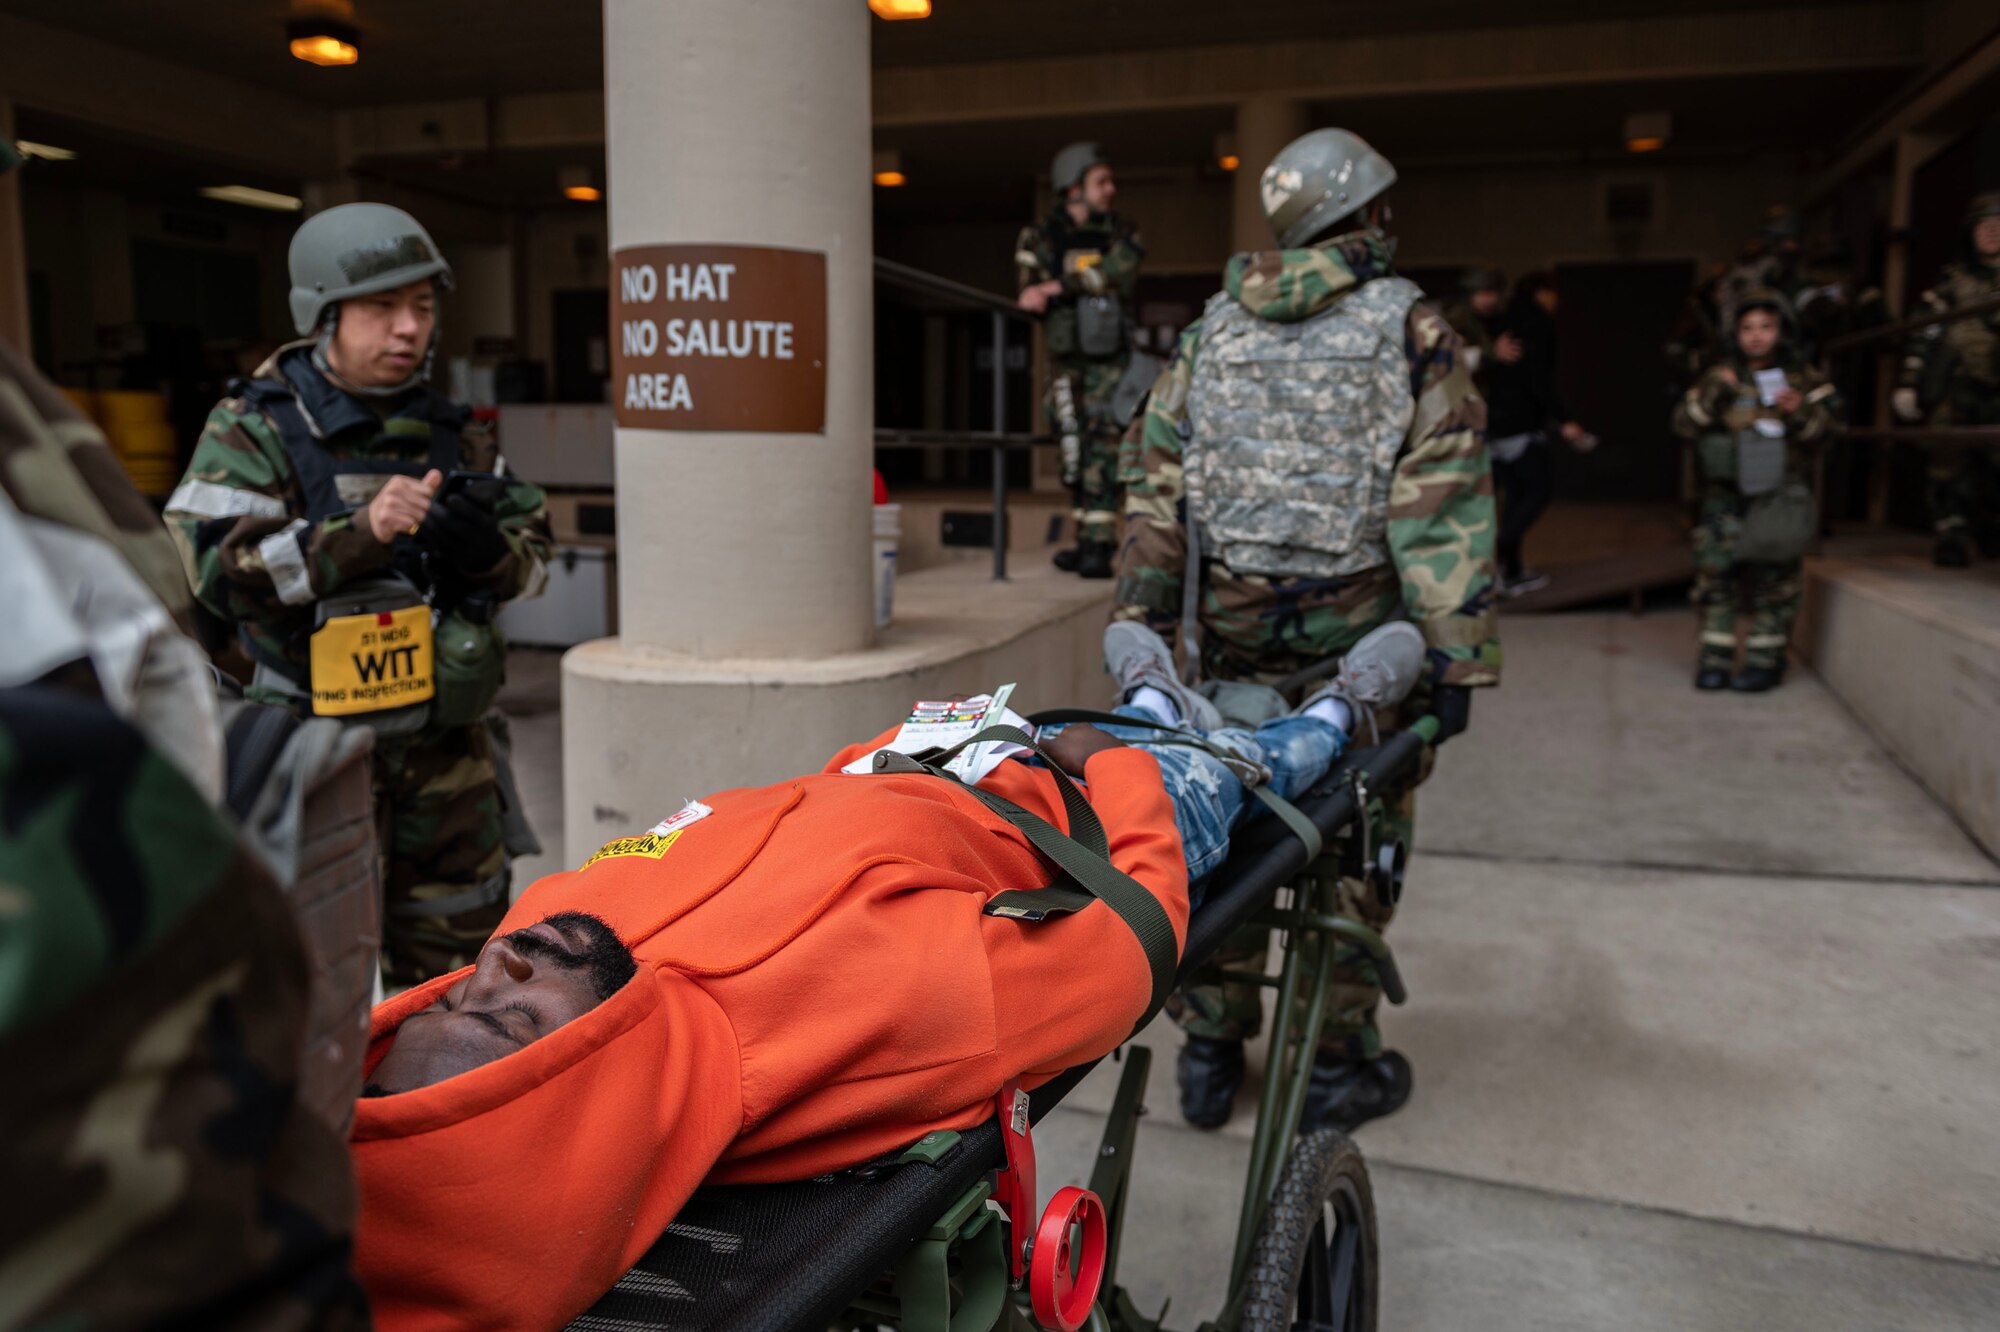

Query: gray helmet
left=1051, top=141, right=1109, bottom=195
left=1259, top=128, right=1397, bottom=249
left=287, top=202, right=454, bottom=337
left=1459, top=265, right=1506, bottom=294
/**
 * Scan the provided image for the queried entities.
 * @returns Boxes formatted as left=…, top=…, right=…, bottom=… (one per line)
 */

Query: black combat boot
left=1051, top=546, right=1082, bottom=573
left=1934, top=535, right=1971, bottom=568
left=1300, top=1050, right=1413, bottom=1134
left=1076, top=540, right=1115, bottom=580
left=1176, top=1037, right=1246, bottom=1130
left=1730, top=663, right=1785, bottom=692
left=1695, top=663, right=1731, bottom=691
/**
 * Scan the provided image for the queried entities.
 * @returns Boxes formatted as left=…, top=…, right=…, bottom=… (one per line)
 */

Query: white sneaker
left=1103, top=622, right=1224, bottom=731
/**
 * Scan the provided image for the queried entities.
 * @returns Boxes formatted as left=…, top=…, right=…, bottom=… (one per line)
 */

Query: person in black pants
left=1481, top=271, right=1592, bottom=596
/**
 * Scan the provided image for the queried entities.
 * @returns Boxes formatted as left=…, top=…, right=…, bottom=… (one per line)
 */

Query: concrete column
left=0, top=99, right=31, bottom=355
left=1231, top=96, right=1307, bottom=254
left=602, top=0, right=872, bottom=657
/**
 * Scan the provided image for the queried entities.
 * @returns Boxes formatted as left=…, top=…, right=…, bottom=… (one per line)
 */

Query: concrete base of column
left=561, top=561, right=1114, bottom=859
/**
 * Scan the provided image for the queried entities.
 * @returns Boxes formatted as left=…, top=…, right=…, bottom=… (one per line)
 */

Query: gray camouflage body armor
left=1186, top=275, right=1421, bottom=578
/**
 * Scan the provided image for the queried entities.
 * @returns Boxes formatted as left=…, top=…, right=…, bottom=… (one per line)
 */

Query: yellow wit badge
left=1063, top=249, right=1103, bottom=277
left=308, top=605, right=435, bottom=717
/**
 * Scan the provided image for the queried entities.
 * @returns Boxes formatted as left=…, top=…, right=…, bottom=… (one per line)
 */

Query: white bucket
left=873, top=502, right=901, bottom=629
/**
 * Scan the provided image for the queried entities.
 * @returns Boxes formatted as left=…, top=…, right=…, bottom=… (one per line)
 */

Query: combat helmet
left=287, top=202, right=454, bottom=338
left=1051, top=142, right=1110, bottom=195
left=1732, top=286, right=1799, bottom=345
left=1965, top=191, right=2000, bottom=225
left=1260, top=128, right=1397, bottom=249
left=1459, top=265, right=1506, bottom=294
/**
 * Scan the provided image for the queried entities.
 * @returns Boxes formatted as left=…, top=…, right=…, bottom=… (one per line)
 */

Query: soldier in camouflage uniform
left=1112, top=129, right=1499, bottom=1132
left=0, top=211, right=365, bottom=1321
left=167, top=203, right=551, bottom=984
left=1892, top=191, right=2000, bottom=567
left=1017, top=141, right=1146, bottom=578
left=1673, top=289, right=1840, bottom=692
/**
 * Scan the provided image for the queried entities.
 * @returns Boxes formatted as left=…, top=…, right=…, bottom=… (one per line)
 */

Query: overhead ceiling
left=3, top=0, right=1863, bottom=106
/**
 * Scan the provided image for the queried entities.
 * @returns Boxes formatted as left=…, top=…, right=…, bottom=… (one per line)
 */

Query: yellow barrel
left=96, top=389, right=169, bottom=428
left=59, top=387, right=99, bottom=422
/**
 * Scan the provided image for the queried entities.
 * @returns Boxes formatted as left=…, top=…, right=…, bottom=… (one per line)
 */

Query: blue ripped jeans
left=1055, top=705, right=1347, bottom=902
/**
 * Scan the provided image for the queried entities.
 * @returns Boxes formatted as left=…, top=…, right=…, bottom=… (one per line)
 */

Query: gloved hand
left=1429, top=685, right=1472, bottom=743
left=1891, top=387, right=1923, bottom=423
left=423, top=492, right=510, bottom=575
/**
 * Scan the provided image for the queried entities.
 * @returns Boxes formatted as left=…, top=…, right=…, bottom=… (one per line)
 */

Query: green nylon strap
left=868, top=724, right=1178, bottom=1033
left=1025, top=708, right=1325, bottom=863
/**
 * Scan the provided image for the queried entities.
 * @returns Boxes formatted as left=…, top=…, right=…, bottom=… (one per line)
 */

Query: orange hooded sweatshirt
left=350, top=731, right=1187, bottom=1332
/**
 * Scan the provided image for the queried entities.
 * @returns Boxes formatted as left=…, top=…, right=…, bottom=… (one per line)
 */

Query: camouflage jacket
left=1900, top=260, right=2000, bottom=396
left=1672, top=355, right=1841, bottom=488
left=1016, top=208, right=1144, bottom=366
left=166, top=343, right=551, bottom=676
left=1113, top=233, right=1501, bottom=688
left=1440, top=299, right=1498, bottom=395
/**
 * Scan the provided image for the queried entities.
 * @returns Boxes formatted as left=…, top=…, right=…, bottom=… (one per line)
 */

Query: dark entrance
left=552, top=287, right=611, bottom=403
left=1551, top=260, right=1695, bottom=503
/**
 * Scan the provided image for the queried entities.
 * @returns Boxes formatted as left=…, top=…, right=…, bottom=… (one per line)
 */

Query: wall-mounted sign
left=610, top=243, right=827, bottom=433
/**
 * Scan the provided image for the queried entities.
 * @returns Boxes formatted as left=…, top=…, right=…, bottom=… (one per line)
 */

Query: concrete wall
left=1796, top=558, right=2000, bottom=858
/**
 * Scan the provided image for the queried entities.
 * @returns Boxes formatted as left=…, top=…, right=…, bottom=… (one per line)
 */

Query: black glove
left=423, top=493, right=510, bottom=576
left=1430, top=685, right=1472, bottom=743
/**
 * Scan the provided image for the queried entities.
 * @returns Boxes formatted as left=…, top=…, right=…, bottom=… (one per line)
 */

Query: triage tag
left=581, top=801, right=713, bottom=869
left=841, top=684, right=1031, bottom=785
left=308, top=606, right=435, bottom=717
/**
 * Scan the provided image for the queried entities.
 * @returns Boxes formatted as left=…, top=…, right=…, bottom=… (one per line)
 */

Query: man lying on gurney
left=352, top=622, right=1423, bottom=1331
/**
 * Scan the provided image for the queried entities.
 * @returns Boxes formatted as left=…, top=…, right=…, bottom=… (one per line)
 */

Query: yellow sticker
left=307, top=605, right=435, bottom=717
left=582, top=828, right=684, bottom=869
left=1063, top=249, right=1103, bottom=276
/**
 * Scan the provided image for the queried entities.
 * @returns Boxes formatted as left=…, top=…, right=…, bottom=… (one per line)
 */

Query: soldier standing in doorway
left=1893, top=191, right=2000, bottom=567
left=1017, top=142, right=1147, bottom=577
left=166, top=202, right=552, bottom=984
left=1110, top=129, right=1500, bottom=1133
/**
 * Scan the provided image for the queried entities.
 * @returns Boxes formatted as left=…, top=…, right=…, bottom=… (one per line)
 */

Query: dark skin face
left=368, top=913, right=632, bottom=1094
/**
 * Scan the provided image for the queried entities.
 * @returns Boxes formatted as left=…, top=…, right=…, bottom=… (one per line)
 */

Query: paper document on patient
left=842, top=684, right=1032, bottom=785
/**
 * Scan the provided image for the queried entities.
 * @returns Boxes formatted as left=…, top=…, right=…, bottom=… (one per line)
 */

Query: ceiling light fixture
left=288, top=0, right=359, bottom=65
left=558, top=165, right=602, bottom=202
left=869, top=0, right=931, bottom=18
left=199, top=185, right=305, bottom=212
left=14, top=140, right=77, bottom=162
left=1623, top=111, right=1671, bottom=155
left=872, top=149, right=906, bottom=187
left=1214, top=132, right=1238, bottom=172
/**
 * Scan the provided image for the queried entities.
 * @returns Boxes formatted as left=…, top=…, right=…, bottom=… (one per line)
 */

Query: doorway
left=1551, top=260, right=1695, bottom=503
left=552, top=288, right=610, bottom=404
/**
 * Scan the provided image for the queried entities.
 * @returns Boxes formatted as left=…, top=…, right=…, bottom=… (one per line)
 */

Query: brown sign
left=610, top=243, right=827, bottom=433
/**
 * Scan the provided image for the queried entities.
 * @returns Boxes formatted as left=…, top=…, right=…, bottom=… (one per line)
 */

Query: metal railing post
left=990, top=308, right=1008, bottom=581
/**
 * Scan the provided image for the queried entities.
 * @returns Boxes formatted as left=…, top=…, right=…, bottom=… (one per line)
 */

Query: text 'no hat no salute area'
left=4, top=2, right=2000, bottom=1330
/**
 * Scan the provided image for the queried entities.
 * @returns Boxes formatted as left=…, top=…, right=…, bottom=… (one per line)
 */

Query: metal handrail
left=1819, top=291, right=2000, bottom=353
left=872, top=259, right=1043, bottom=581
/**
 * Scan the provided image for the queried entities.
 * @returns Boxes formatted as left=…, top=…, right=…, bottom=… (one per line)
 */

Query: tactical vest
left=1938, top=264, right=1999, bottom=387
left=1185, top=275, right=1420, bottom=579
left=1040, top=212, right=1130, bottom=361
left=236, top=361, right=465, bottom=732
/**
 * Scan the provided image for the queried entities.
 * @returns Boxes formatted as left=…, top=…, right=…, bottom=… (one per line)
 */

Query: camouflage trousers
left=1927, top=385, right=2000, bottom=547
left=374, top=721, right=510, bottom=984
left=1691, top=490, right=1803, bottom=671
left=1165, top=643, right=1428, bottom=1063
left=1049, top=357, right=1128, bottom=545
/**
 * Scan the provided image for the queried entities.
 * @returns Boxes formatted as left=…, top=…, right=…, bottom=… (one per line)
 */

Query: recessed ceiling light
left=199, top=185, right=305, bottom=212
left=869, top=0, right=931, bottom=17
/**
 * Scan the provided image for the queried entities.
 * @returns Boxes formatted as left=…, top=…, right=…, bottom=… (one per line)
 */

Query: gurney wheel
left=1240, top=1128, right=1377, bottom=1332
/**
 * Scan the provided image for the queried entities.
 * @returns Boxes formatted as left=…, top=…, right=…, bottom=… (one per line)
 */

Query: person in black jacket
left=1481, top=271, right=1593, bottom=595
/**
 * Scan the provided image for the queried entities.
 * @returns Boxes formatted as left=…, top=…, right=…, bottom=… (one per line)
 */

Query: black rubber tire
left=1240, top=1127, right=1379, bottom=1332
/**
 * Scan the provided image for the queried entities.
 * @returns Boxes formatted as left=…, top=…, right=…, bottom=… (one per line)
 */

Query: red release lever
left=990, top=1081, right=1109, bottom=1331
left=991, top=1081, right=1037, bottom=1284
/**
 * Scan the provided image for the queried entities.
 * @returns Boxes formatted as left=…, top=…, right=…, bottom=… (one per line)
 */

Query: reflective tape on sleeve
left=258, top=519, right=315, bottom=606
left=166, top=478, right=290, bottom=521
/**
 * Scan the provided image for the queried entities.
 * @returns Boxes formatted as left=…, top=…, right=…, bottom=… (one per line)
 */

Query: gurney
left=568, top=719, right=1437, bottom=1332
